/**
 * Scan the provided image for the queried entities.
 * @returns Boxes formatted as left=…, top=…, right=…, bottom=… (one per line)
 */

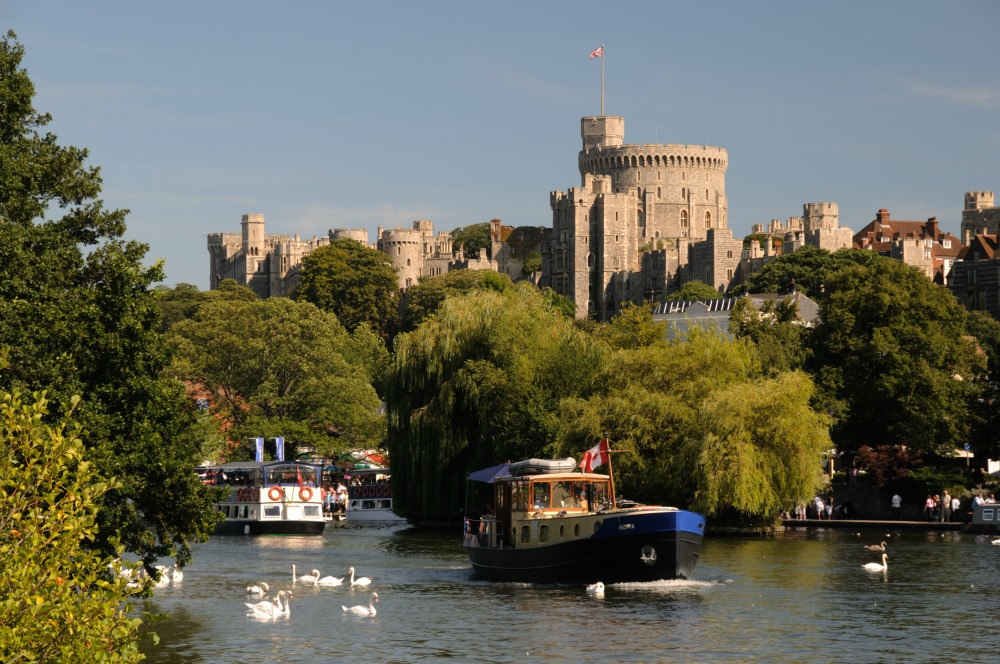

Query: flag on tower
left=590, top=45, right=604, bottom=59
left=581, top=437, right=610, bottom=473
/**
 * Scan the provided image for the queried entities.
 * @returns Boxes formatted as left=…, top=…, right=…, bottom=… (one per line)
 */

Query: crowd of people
left=784, top=490, right=999, bottom=522
left=322, top=483, right=349, bottom=516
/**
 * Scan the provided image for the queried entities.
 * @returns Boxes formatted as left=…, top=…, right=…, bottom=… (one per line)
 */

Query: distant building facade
left=853, top=209, right=963, bottom=284
left=961, top=191, right=1000, bottom=245
left=950, top=233, right=1000, bottom=318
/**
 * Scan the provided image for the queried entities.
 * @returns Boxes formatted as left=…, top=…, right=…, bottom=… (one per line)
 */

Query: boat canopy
left=467, top=463, right=511, bottom=484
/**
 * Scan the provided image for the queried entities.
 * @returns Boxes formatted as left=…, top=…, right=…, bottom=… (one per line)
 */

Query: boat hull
left=465, top=509, right=704, bottom=584
left=213, top=518, right=326, bottom=536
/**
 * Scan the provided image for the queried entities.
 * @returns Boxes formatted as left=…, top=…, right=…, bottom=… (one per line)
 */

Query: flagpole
left=606, top=438, right=616, bottom=508
left=600, top=44, right=605, bottom=116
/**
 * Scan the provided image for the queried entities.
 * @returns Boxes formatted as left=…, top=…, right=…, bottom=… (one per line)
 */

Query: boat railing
left=464, top=516, right=504, bottom=548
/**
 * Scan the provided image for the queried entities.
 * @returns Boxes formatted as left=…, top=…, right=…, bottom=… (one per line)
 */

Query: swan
left=862, top=553, right=888, bottom=572
left=170, top=565, right=184, bottom=583
left=586, top=581, right=605, bottom=596
left=153, top=565, right=171, bottom=588
left=316, top=574, right=344, bottom=587
left=292, top=564, right=321, bottom=585
left=246, top=590, right=289, bottom=618
left=348, top=566, right=372, bottom=587
left=991, top=538, right=1000, bottom=546
left=247, top=581, right=269, bottom=596
left=864, top=541, right=887, bottom=552
left=342, top=592, right=378, bottom=616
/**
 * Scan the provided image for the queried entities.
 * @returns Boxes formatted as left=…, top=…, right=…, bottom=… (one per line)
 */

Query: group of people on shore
left=322, top=483, right=349, bottom=516
left=923, top=491, right=996, bottom=523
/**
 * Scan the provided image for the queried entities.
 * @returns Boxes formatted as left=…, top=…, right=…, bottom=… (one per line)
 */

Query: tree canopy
left=666, top=280, right=723, bottom=301
left=450, top=222, right=492, bottom=258
left=399, top=269, right=514, bottom=332
left=809, top=256, right=982, bottom=455
left=747, top=246, right=879, bottom=297
left=168, top=297, right=384, bottom=460
left=294, top=238, right=400, bottom=340
left=0, top=30, right=217, bottom=569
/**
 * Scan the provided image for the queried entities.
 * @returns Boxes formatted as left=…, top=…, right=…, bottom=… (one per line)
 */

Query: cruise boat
left=463, top=455, right=705, bottom=584
left=344, top=467, right=406, bottom=523
left=197, top=461, right=326, bottom=535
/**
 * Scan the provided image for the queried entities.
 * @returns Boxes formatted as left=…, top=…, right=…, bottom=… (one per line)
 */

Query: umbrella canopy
left=467, top=463, right=511, bottom=483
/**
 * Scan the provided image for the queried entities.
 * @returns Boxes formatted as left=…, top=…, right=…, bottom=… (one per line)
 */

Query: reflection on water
left=139, top=525, right=1000, bottom=663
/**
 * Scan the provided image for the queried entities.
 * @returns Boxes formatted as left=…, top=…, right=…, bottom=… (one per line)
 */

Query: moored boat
left=463, top=451, right=705, bottom=584
left=344, top=467, right=406, bottom=523
left=197, top=461, right=326, bottom=535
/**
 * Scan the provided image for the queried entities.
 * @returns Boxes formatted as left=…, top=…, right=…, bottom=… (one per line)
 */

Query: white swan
left=170, top=565, right=184, bottom=583
left=992, top=538, right=1000, bottom=546
left=153, top=565, right=171, bottom=588
left=348, top=566, right=372, bottom=587
left=317, top=573, right=344, bottom=587
left=586, top=581, right=605, bottom=595
left=862, top=553, right=888, bottom=572
left=246, top=590, right=289, bottom=618
left=247, top=581, right=269, bottom=596
left=342, top=592, right=378, bottom=616
left=292, top=564, right=321, bottom=585
left=864, top=541, right=887, bottom=552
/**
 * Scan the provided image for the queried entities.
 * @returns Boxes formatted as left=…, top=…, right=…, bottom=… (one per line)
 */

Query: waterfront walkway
left=782, top=518, right=966, bottom=531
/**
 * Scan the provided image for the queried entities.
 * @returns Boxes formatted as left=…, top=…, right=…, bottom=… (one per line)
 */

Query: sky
left=7, top=1, right=1000, bottom=290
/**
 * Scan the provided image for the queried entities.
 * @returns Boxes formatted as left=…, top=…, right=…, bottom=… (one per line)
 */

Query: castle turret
left=581, top=116, right=624, bottom=153
left=242, top=213, right=265, bottom=256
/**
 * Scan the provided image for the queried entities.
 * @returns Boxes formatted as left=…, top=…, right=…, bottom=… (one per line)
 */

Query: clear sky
left=7, top=1, right=999, bottom=289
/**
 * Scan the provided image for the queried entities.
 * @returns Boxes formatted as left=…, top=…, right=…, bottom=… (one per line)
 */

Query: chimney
left=876, top=209, right=890, bottom=224
left=925, top=217, right=939, bottom=239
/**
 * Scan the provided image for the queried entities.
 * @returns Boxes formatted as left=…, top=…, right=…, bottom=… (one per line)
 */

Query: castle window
left=655, top=231, right=660, bottom=238
left=727, top=250, right=733, bottom=259
left=727, top=269, right=733, bottom=280
left=406, top=258, right=411, bottom=266
left=706, top=189, right=709, bottom=201
left=397, top=247, right=401, bottom=255
left=706, top=211, right=712, bottom=228
left=681, top=187, right=686, bottom=200
left=615, top=234, right=619, bottom=242
left=681, top=210, right=688, bottom=228
left=657, top=187, right=661, bottom=199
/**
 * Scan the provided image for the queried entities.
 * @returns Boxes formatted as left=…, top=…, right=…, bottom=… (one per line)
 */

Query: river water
left=138, top=524, right=1000, bottom=663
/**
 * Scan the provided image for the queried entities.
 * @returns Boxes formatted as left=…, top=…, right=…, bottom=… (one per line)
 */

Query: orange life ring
left=268, top=486, right=283, bottom=501
left=299, top=486, right=313, bottom=502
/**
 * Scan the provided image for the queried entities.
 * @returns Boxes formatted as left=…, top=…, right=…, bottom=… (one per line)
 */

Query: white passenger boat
left=345, top=467, right=406, bottom=523
left=197, top=461, right=326, bottom=535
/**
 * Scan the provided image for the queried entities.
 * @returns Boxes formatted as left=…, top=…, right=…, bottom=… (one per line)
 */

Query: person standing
left=924, top=495, right=935, bottom=521
left=814, top=495, right=825, bottom=520
left=941, top=490, right=952, bottom=523
left=891, top=493, right=902, bottom=520
left=951, top=494, right=961, bottom=523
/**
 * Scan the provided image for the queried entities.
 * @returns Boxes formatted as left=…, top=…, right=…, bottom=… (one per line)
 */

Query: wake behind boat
left=463, top=443, right=705, bottom=584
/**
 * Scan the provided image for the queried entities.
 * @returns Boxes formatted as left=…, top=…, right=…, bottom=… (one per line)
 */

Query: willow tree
left=678, top=370, right=831, bottom=526
left=386, top=284, right=604, bottom=521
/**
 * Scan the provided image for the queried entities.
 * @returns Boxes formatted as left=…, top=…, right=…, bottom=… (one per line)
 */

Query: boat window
left=574, top=524, right=580, bottom=537
left=552, top=481, right=574, bottom=508
left=263, top=506, right=280, bottom=518
left=520, top=526, right=530, bottom=543
left=511, top=481, right=528, bottom=511
left=539, top=525, right=549, bottom=543
left=559, top=525, right=564, bottom=538
left=303, top=505, right=321, bottom=517
left=532, top=482, right=550, bottom=509
left=572, top=482, right=588, bottom=510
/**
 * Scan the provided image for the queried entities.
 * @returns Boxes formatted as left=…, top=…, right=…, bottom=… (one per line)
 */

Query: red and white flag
left=581, top=438, right=609, bottom=473
left=590, top=45, right=604, bottom=60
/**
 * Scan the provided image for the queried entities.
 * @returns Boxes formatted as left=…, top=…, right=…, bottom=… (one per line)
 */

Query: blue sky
left=8, top=1, right=999, bottom=289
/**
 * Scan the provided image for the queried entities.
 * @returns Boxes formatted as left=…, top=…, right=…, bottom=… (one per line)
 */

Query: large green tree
left=809, top=257, right=982, bottom=455
left=0, top=390, right=147, bottom=662
left=0, top=31, right=217, bottom=569
left=169, top=297, right=384, bottom=459
left=294, top=237, right=400, bottom=339
left=666, top=280, right=723, bottom=301
left=747, top=246, right=879, bottom=297
left=450, top=222, right=491, bottom=258
left=387, top=284, right=604, bottom=520
left=399, top=269, right=513, bottom=332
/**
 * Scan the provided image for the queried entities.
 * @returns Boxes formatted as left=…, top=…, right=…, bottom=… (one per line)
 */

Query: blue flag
left=275, top=436, right=285, bottom=462
left=255, top=436, right=264, bottom=463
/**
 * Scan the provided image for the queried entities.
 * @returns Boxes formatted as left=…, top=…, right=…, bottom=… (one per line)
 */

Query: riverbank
left=781, top=518, right=968, bottom=531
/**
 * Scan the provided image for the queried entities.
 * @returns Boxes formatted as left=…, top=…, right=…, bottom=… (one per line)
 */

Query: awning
left=467, top=463, right=511, bottom=483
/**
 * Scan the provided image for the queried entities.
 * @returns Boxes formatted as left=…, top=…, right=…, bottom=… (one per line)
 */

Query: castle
left=207, top=216, right=517, bottom=299
left=540, top=115, right=853, bottom=320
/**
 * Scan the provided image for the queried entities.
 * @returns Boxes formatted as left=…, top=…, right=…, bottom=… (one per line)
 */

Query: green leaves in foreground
left=0, top=391, right=147, bottom=663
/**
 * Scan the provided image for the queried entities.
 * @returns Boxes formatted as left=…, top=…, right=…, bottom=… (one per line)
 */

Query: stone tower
left=545, top=115, right=728, bottom=320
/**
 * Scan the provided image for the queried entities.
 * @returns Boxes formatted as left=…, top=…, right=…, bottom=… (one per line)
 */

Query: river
left=138, top=524, right=999, bottom=662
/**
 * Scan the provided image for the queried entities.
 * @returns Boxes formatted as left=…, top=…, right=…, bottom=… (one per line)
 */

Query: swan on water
left=348, top=566, right=372, bottom=587
left=292, top=564, right=321, bottom=585
left=864, top=541, right=887, bottom=552
left=317, top=574, right=344, bottom=586
left=862, top=553, right=888, bottom=572
left=342, top=592, right=378, bottom=616
left=246, top=590, right=290, bottom=618
left=247, top=581, right=269, bottom=596
left=992, top=538, right=1000, bottom=546
left=170, top=565, right=184, bottom=583
left=586, top=582, right=605, bottom=596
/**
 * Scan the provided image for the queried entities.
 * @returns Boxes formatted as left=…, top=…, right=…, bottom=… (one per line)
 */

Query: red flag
left=581, top=438, right=609, bottom=473
left=590, top=45, right=604, bottom=59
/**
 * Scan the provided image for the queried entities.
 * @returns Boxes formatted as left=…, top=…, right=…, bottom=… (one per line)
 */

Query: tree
left=965, top=310, right=1000, bottom=459
left=386, top=284, right=604, bottom=521
left=597, top=301, right=668, bottom=350
left=809, top=257, right=982, bottom=456
left=0, top=31, right=217, bottom=569
left=399, top=269, right=513, bottom=332
left=169, top=297, right=383, bottom=458
left=747, top=246, right=879, bottom=297
left=666, top=280, right=723, bottom=301
left=0, top=390, right=146, bottom=662
left=450, top=222, right=491, bottom=258
left=729, top=296, right=811, bottom=374
left=294, top=238, right=399, bottom=339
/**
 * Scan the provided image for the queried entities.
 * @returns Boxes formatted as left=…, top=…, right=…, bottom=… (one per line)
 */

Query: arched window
left=681, top=187, right=686, bottom=200
left=681, top=210, right=688, bottom=228
left=705, top=211, right=712, bottom=228
left=657, top=186, right=661, bottom=199
left=406, top=258, right=411, bottom=266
